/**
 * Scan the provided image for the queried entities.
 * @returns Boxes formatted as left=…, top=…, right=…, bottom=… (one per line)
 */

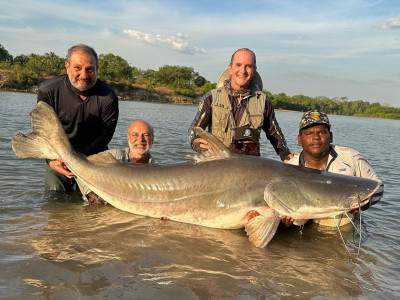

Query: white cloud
left=381, top=17, right=400, bottom=29
left=123, top=29, right=206, bottom=55
left=1, top=0, right=399, bottom=107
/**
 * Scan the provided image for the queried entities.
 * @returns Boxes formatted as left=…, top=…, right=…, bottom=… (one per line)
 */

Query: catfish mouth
left=349, top=183, right=384, bottom=210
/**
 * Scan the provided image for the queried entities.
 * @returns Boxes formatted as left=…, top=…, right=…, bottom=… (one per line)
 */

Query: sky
left=1, top=0, right=400, bottom=107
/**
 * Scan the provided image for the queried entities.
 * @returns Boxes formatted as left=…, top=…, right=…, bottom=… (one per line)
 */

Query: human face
left=230, top=140, right=260, bottom=156
left=298, top=125, right=332, bottom=158
left=65, top=50, right=98, bottom=91
left=127, top=121, right=153, bottom=158
left=228, top=50, right=256, bottom=90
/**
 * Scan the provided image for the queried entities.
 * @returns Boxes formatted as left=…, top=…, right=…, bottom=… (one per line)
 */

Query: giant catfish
left=11, top=102, right=383, bottom=247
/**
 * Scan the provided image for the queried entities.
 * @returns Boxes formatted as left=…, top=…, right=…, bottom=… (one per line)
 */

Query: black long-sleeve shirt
left=189, top=91, right=291, bottom=161
left=37, top=75, right=119, bottom=155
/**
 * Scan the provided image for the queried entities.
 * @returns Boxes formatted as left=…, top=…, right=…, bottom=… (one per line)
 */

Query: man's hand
left=283, top=153, right=295, bottom=163
left=281, top=216, right=294, bottom=228
left=193, top=138, right=210, bottom=150
left=86, top=192, right=108, bottom=205
left=49, top=159, right=75, bottom=178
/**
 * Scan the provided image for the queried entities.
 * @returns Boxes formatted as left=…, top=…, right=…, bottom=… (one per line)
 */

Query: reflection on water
left=1, top=91, right=400, bottom=299
left=25, top=195, right=368, bottom=298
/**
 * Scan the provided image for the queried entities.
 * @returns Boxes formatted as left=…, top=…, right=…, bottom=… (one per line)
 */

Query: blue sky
left=1, top=0, right=400, bottom=107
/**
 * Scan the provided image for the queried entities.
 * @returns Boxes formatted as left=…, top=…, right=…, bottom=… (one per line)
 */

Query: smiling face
left=127, top=121, right=154, bottom=159
left=298, top=124, right=332, bottom=159
left=228, top=49, right=256, bottom=90
left=65, top=50, right=98, bottom=91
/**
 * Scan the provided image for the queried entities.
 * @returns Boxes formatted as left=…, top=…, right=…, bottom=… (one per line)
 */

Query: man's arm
left=353, top=152, right=383, bottom=184
left=188, top=92, right=213, bottom=152
left=262, top=98, right=291, bottom=161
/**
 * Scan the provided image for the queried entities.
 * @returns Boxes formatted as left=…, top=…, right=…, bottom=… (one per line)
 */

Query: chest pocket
left=241, top=92, right=265, bottom=128
left=213, top=104, right=231, bottom=132
left=329, top=163, right=356, bottom=177
left=243, top=113, right=263, bottom=128
left=211, top=89, right=233, bottom=133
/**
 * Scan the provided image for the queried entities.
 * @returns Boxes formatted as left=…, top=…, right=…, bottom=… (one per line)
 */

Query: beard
left=69, top=74, right=97, bottom=92
left=129, top=141, right=150, bottom=157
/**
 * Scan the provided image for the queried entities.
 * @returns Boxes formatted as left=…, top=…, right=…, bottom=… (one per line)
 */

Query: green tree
left=174, top=88, right=196, bottom=98
left=271, top=93, right=291, bottom=109
left=202, top=82, right=216, bottom=93
left=140, top=68, right=157, bottom=88
left=98, top=53, right=133, bottom=83
left=98, top=53, right=135, bottom=92
left=193, top=75, right=206, bottom=87
left=0, top=44, right=13, bottom=62
left=155, top=65, right=196, bottom=88
left=25, top=52, right=64, bottom=77
left=13, top=54, right=30, bottom=66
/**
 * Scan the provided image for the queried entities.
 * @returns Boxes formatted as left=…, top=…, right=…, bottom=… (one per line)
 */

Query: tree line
left=0, top=44, right=215, bottom=98
left=0, top=44, right=399, bottom=119
left=266, top=92, right=400, bottom=119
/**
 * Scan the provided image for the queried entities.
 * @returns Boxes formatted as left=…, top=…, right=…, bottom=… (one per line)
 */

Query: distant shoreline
left=2, top=88, right=399, bottom=120
left=0, top=87, right=201, bottom=106
left=0, top=88, right=301, bottom=112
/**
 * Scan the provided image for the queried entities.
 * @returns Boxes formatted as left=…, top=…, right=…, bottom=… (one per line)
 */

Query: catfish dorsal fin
left=192, top=127, right=234, bottom=162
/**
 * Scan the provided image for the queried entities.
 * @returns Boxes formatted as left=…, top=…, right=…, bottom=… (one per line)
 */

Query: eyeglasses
left=233, top=141, right=258, bottom=151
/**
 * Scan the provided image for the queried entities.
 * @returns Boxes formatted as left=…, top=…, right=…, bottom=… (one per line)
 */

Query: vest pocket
left=213, top=106, right=230, bottom=132
left=248, top=113, right=263, bottom=128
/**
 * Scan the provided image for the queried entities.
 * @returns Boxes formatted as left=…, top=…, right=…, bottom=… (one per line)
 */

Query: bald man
left=111, top=120, right=155, bottom=164
left=76, top=120, right=156, bottom=204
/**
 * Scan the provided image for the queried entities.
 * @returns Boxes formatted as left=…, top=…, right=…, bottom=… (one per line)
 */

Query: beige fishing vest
left=210, top=88, right=266, bottom=146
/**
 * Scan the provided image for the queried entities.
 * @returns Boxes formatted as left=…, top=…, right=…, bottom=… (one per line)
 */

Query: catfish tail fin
left=11, top=101, right=72, bottom=160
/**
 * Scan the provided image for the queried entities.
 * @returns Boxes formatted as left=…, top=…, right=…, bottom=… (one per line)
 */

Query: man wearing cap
left=283, top=109, right=383, bottom=227
left=229, top=126, right=261, bottom=156
left=188, top=48, right=291, bottom=162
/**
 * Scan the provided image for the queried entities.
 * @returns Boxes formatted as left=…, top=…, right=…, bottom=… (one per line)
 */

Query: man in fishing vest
left=283, top=110, right=384, bottom=227
left=188, top=48, right=292, bottom=162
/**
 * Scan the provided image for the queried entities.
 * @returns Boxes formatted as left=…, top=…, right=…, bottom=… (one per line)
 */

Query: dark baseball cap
left=299, top=110, right=331, bottom=131
left=232, top=126, right=260, bottom=143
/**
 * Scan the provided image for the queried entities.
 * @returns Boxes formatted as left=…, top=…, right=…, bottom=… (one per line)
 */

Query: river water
left=0, top=91, right=399, bottom=299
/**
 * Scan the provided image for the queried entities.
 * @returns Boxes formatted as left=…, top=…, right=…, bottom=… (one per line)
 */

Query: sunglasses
left=233, top=141, right=258, bottom=151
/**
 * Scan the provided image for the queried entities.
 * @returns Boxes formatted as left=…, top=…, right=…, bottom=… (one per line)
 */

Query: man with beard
left=36, top=44, right=119, bottom=192
left=188, top=48, right=291, bottom=162
left=110, top=120, right=155, bottom=164
left=77, top=120, right=156, bottom=204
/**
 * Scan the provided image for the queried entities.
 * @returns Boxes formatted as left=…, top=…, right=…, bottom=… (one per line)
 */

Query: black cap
left=232, top=126, right=260, bottom=143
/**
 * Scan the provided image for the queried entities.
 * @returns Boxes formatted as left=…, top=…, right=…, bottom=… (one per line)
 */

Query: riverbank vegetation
left=1, top=44, right=399, bottom=119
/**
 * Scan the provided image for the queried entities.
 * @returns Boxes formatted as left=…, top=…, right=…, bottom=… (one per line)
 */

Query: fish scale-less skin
left=63, top=152, right=378, bottom=228
left=66, top=155, right=272, bottom=228
left=11, top=101, right=383, bottom=247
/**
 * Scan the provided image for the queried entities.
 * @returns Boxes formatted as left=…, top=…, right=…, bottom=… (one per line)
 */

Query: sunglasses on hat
left=233, top=141, right=258, bottom=152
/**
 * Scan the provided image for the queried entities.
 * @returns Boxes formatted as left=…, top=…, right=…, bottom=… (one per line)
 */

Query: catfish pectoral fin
left=245, top=211, right=281, bottom=248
